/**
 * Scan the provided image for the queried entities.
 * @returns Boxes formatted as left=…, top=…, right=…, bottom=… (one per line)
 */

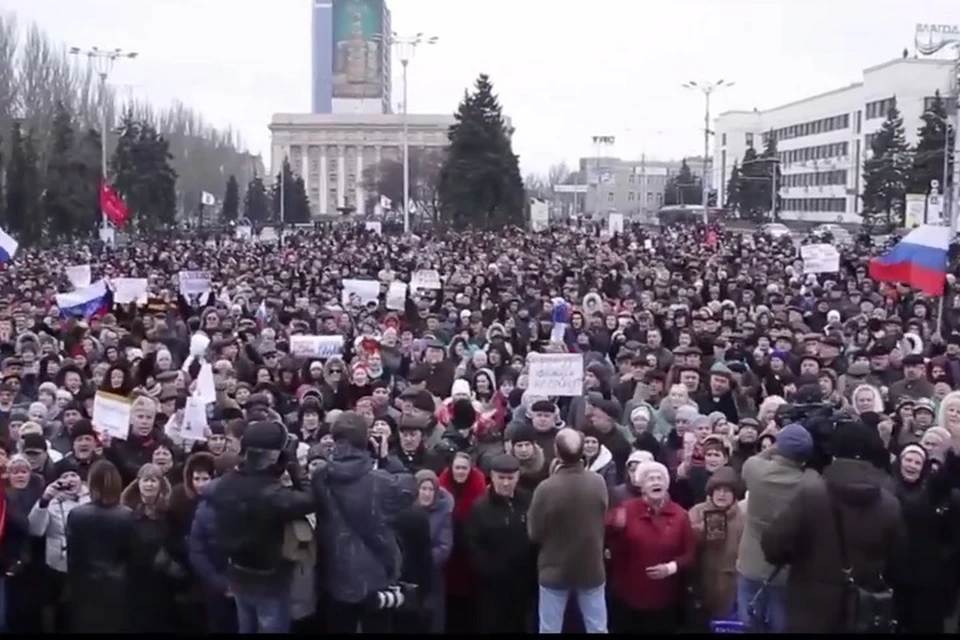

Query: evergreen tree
left=908, top=90, right=954, bottom=195
left=222, top=174, right=240, bottom=222
left=4, top=122, right=43, bottom=245
left=862, top=103, right=910, bottom=228
left=664, top=159, right=701, bottom=205
left=41, top=102, right=99, bottom=240
left=725, top=160, right=742, bottom=213
left=760, top=133, right=782, bottom=220
left=738, top=146, right=765, bottom=221
left=271, top=159, right=311, bottom=223
left=110, top=111, right=178, bottom=231
left=438, top=74, right=525, bottom=229
left=243, top=175, right=270, bottom=222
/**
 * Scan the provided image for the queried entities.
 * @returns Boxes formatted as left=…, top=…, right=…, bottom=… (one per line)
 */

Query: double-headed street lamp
left=68, top=46, right=138, bottom=230
left=683, top=80, right=734, bottom=224
left=381, top=32, right=438, bottom=233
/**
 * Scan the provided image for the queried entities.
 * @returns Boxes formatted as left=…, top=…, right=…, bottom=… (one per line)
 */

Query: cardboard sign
left=526, top=353, right=584, bottom=397
left=341, top=279, right=379, bottom=306
left=410, top=269, right=442, bottom=290
left=800, top=244, right=840, bottom=274
left=178, top=270, right=212, bottom=296
left=92, top=391, right=131, bottom=441
left=386, top=281, right=407, bottom=311
left=112, top=277, right=149, bottom=305
left=65, top=264, right=91, bottom=289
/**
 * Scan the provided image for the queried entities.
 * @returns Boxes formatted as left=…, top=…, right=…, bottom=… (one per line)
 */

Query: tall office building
left=312, top=0, right=392, bottom=115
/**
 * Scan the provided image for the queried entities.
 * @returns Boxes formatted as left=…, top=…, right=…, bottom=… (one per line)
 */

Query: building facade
left=312, top=0, right=393, bottom=115
left=580, top=156, right=713, bottom=217
left=714, top=57, right=957, bottom=223
left=269, top=113, right=453, bottom=217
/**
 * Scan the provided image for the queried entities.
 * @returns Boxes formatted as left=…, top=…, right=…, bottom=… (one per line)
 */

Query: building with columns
left=269, top=112, right=454, bottom=217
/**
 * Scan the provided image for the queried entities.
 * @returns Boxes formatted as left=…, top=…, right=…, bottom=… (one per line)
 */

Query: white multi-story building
left=714, top=57, right=957, bottom=223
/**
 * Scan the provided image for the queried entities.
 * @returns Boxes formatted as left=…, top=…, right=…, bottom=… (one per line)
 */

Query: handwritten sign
left=526, top=353, right=584, bottom=397
left=92, top=391, right=131, bottom=440
left=112, top=277, right=149, bottom=305
left=341, top=279, right=380, bottom=306
left=289, top=335, right=344, bottom=358
left=386, top=281, right=407, bottom=311
left=410, top=269, right=442, bottom=290
left=65, top=264, right=91, bottom=289
left=178, top=270, right=212, bottom=296
left=800, top=244, right=840, bottom=274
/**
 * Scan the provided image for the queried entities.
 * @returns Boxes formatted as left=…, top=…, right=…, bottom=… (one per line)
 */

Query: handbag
left=827, top=489, right=896, bottom=633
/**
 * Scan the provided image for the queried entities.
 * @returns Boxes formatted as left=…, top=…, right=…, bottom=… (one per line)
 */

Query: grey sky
left=5, top=0, right=960, bottom=174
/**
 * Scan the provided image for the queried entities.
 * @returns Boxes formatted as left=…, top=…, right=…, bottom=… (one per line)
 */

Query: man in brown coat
left=528, top=428, right=609, bottom=633
left=761, top=421, right=905, bottom=633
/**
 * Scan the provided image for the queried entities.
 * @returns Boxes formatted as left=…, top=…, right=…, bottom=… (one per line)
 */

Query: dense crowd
left=0, top=221, right=958, bottom=634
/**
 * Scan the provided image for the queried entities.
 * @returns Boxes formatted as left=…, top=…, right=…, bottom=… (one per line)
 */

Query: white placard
left=112, top=277, right=149, bottom=305
left=527, top=353, right=584, bottom=397
left=289, top=335, right=345, bottom=358
left=341, top=279, right=380, bottom=306
left=182, top=396, right=208, bottom=442
left=386, top=281, right=407, bottom=311
left=530, top=199, right=549, bottom=232
left=905, top=194, right=926, bottom=229
left=195, top=363, right=217, bottom=404
left=365, top=221, right=382, bottom=235
left=235, top=225, right=252, bottom=240
left=927, top=192, right=944, bottom=225
left=607, top=213, right=624, bottom=235
left=410, top=269, right=442, bottom=290
left=178, top=270, right=212, bottom=296
left=259, top=226, right=278, bottom=242
left=800, top=243, right=840, bottom=274
left=92, top=391, right=131, bottom=441
left=65, top=264, right=91, bottom=289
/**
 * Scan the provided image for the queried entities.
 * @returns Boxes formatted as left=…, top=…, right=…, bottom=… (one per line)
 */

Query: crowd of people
left=0, top=220, right=958, bottom=634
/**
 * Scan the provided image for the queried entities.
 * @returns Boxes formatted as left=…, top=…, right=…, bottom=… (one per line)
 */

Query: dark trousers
left=479, top=591, right=533, bottom=633
left=445, top=592, right=479, bottom=633
left=895, top=586, right=947, bottom=634
left=609, top=595, right=681, bottom=634
left=328, top=598, right=394, bottom=634
left=204, top=591, right=237, bottom=634
left=42, top=567, right=68, bottom=634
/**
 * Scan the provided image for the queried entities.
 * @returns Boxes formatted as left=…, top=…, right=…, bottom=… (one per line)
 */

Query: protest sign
left=410, top=269, right=442, bottom=290
left=290, top=335, right=344, bottom=358
left=178, top=270, right=212, bottom=296
left=526, top=353, right=584, bottom=397
left=112, top=278, right=149, bottom=305
left=182, top=396, right=209, bottom=442
left=65, top=264, right=91, bottom=289
left=341, top=279, right=380, bottom=306
left=386, top=281, right=407, bottom=311
left=800, top=244, right=840, bottom=274
left=92, top=391, right=131, bottom=440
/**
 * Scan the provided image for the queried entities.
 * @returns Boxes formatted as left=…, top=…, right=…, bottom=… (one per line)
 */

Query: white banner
left=235, top=225, right=252, bottom=240
left=530, top=199, right=549, bottom=232
left=386, top=281, right=407, bottom=311
left=178, top=270, right=212, bottom=296
left=92, top=391, right=131, bottom=441
left=607, top=212, right=624, bottom=235
left=800, top=243, right=841, bottom=274
left=365, top=221, right=382, bottom=235
left=410, top=269, right=442, bottom=290
left=289, top=334, right=345, bottom=358
left=341, top=279, right=380, bottom=306
left=905, top=193, right=926, bottom=229
left=112, top=277, right=149, bottom=305
left=527, top=353, right=584, bottom=397
left=65, top=264, right=91, bottom=289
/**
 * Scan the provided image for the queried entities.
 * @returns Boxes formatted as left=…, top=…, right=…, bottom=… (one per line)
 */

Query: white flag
left=201, top=191, right=216, bottom=206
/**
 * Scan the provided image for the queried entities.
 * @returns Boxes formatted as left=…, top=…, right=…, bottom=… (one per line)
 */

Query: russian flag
left=0, top=227, right=18, bottom=264
left=868, top=225, right=950, bottom=296
left=55, top=279, right=112, bottom=319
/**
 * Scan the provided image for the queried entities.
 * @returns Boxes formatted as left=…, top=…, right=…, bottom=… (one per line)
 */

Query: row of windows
left=781, top=197, right=847, bottom=212
left=866, top=96, right=896, bottom=120
left=923, top=95, right=957, bottom=113
left=627, top=174, right=669, bottom=185
left=762, top=113, right=850, bottom=144
left=782, top=169, right=848, bottom=188
left=609, top=192, right=665, bottom=203
left=777, top=141, right=849, bottom=165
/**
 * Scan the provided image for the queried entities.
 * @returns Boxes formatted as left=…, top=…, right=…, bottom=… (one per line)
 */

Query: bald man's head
left=555, top=428, right=584, bottom=465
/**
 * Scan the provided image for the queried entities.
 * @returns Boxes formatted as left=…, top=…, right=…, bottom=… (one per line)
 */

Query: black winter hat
left=450, top=399, right=476, bottom=431
left=241, top=420, right=287, bottom=452
left=70, top=419, right=97, bottom=441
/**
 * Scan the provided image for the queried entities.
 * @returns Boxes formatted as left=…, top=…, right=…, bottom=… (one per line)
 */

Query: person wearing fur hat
left=394, top=416, right=444, bottom=474
left=761, top=421, right=905, bottom=633
left=673, top=434, right=731, bottom=509
left=508, top=422, right=549, bottom=493
left=605, top=460, right=695, bottom=633
left=688, top=466, right=745, bottom=624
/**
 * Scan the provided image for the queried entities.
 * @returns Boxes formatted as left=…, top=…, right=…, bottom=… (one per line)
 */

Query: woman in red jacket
left=606, top=460, right=695, bottom=634
left=438, top=452, right=487, bottom=634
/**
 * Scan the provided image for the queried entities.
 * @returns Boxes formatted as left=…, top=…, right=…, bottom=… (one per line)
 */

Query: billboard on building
left=332, top=0, right=384, bottom=100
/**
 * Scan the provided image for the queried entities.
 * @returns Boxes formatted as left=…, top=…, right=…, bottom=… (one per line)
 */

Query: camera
left=774, top=400, right=853, bottom=473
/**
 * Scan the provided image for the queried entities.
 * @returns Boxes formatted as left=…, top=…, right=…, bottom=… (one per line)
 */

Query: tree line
left=0, top=12, right=261, bottom=242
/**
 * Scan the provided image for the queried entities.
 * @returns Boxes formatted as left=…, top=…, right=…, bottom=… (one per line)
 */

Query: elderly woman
left=3, top=455, right=43, bottom=632
left=605, top=461, right=696, bottom=633
left=413, top=469, right=453, bottom=633
left=937, top=390, right=960, bottom=438
left=851, top=384, right=884, bottom=416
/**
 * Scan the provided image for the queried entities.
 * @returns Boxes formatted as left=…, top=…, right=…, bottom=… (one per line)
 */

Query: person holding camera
left=196, top=420, right=314, bottom=634
left=312, top=410, right=416, bottom=633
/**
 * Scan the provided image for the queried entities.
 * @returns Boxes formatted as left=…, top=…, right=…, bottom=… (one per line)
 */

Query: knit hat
left=630, top=405, right=651, bottom=424
left=411, top=390, right=436, bottom=414
left=899, top=443, right=927, bottom=462
left=415, top=469, right=439, bottom=490
left=449, top=399, right=476, bottom=430
left=627, top=450, right=654, bottom=466
left=705, top=465, right=740, bottom=496
left=588, top=396, right=623, bottom=423
left=70, top=419, right=97, bottom=441
left=509, top=422, right=537, bottom=445
left=451, top=378, right=472, bottom=398
left=774, top=423, right=813, bottom=461
left=832, top=420, right=884, bottom=462
left=675, top=405, right=699, bottom=424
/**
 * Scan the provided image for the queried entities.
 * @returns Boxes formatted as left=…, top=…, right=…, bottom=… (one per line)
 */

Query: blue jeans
left=736, top=573, right=787, bottom=633
left=235, top=590, right=291, bottom=634
left=538, top=583, right=608, bottom=633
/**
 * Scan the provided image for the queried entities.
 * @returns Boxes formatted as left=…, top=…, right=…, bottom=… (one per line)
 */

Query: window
left=647, top=192, right=653, bottom=202
left=721, top=133, right=727, bottom=145
left=608, top=193, right=614, bottom=202
left=628, top=192, right=635, bottom=201
left=628, top=175, right=635, bottom=184
left=866, top=96, right=896, bottom=120
left=745, top=133, right=754, bottom=147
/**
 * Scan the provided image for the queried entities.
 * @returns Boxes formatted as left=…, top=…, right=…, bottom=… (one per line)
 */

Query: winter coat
left=760, top=458, right=906, bottom=633
left=586, top=445, right=618, bottom=489
left=28, top=487, right=91, bottom=573
left=605, top=497, right=696, bottom=611
left=312, top=442, right=416, bottom=604
left=64, top=503, right=136, bottom=633
left=188, top=479, right=230, bottom=595
left=517, top=445, right=550, bottom=493
left=689, top=500, right=745, bottom=619
left=736, top=447, right=818, bottom=584
left=421, top=488, right=454, bottom=633
left=465, top=488, right=537, bottom=597
left=439, top=466, right=488, bottom=595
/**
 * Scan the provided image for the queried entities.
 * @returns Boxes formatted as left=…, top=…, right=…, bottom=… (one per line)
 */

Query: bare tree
left=547, top=162, right=571, bottom=188
left=524, top=172, right=550, bottom=199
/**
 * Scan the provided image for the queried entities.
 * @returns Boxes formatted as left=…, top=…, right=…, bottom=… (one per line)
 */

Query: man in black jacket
left=205, top=420, right=314, bottom=634
left=466, top=453, right=538, bottom=633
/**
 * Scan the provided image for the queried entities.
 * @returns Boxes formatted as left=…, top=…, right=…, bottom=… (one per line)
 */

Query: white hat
left=632, top=461, right=670, bottom=488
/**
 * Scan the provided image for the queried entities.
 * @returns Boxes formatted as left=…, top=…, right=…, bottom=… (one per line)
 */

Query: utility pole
left=683, top=80, right=734, bottom=224
left=68, top=46, right=138, bottom=233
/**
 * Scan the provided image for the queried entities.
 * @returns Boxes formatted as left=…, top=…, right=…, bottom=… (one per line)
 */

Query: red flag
left=100, top=182, right=129, bottom=229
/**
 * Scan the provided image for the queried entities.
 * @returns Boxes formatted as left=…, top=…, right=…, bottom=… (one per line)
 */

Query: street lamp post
left=382, top=32, right=438, bottom=234
left=683, top=80, right=734, bottom=224
left=68, top=46, right=138, bottom=231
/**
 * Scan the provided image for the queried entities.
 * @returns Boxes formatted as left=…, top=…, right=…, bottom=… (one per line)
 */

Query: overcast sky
left=4, top=0, right=960, bottom=174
